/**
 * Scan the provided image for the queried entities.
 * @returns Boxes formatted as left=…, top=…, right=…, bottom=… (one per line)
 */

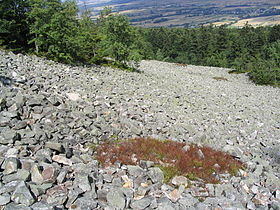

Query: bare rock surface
left=0, top=50, right=280, bottom=209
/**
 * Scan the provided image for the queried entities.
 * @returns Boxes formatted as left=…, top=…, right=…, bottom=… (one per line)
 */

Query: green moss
left=228, top=164, right=240, bottom=176
left=185, top=173, right=197, bottom=181
left=156, top=165, right=180, bottom=183
left=192, top=160, right=203, bottom=167
left=87, top=143, right=98, bottom=151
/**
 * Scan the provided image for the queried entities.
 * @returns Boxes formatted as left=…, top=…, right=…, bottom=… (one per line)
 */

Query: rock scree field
left=0, top=50, right=280, bottom=209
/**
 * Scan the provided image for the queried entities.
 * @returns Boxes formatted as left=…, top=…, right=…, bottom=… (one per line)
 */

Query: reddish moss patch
left=96, top=138, right=244, bottom=184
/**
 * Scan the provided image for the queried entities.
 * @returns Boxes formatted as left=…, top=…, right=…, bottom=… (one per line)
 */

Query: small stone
left=70, top=196, right=98, bottom=209
left=197, top=149, right=205, bottom=159
left=45, top=142, right=64, bottom=152
left=127, top=165, right=144, bottom=177
left=74, top=173, right=91, bottom=192
left=247, top=200, right=256, bottom=210
left=178, top=194, right=199, bottom=207
left=182, top=144, right=190, bottom=152
left=139, top=160, right=154, bottom=169
left=190, top=187, right=209, bottom=197
left=5, top=203, right=31, bottom=210
left=56, top=170, right=67, bottom=184
left=134, top=187, right=147, bottom=200
left=167, top=188, right=184, bottom=202
left=171, top=176, right=189, bottom=186
left=2, top=169, right=30, bottom=183
left=11, top=181, right=35, bottom=206
left=275, top=189, right=280, bottom=199
left=13, top=121, right=27, bottom=130
left=241, top=183, right=250, bottom=194
left=0, top=97, right=6, bottom=110
left=45, top=184, right=69, bottom=206
left=271, top=200, right=280, bottom=210
left=251, top=185, right=259, bottom=194
left=0, top=116, right=10, bottom=127
left=148, top=167, right=164, bottom=183
left=65, top=188, right=83, bottom=208
left=106, top=188, right=126, bottom=210
left=0, top=129, right=20, bottom=144
left=0, top=180, right=21, bottom=194
left=52, top=155, right=72, bottom=166
left=66, top=93, right=81, bottom=101
left=26, top=95, right=44, bottom=107
left=0, top=193, right=11, bottom=205
left=3, top=157, right=21, bottom=175
left=31, top=164, right=44, bottom=184
left=31, top=201, right=54, bottom=210
left=130, top=197, right=153, bottom=209
left=123, top=180, right=133, bottom=189
left=42, top=166, right=57, bottom=183
left=252, top=193, right=270, bottom=206
left=29, top=183, right=53, bottom=197
left=5, top=147, right=19, bottom=158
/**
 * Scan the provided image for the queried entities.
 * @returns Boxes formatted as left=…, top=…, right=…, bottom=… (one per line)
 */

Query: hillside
left=78, top=0, right=280, bottom=27
left=1, top=50, right=280, bottom=208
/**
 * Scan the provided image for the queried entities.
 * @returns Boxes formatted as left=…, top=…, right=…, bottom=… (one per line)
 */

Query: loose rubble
left=0, top=50, right=280, bottom=209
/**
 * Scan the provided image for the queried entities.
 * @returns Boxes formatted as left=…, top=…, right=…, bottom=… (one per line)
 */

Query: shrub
left=96, top=138, right=244, bottom=184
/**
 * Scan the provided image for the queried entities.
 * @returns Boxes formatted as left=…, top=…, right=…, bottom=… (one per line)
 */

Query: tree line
left=1, top=0, right=280, bottom=86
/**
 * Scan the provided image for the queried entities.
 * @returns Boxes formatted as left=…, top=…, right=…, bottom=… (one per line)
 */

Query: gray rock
left=157, top=203, right=176, bottom=210
left=5, top=202, right=32, bottom=210
left=171, top=176, right=189, bottom=186
left=3, top=157, right=21, bottom=175
left=2, top=169, right=30, bottom=183
left=197, top=149, right=205, bottom=159
left=74, top=173, right=91, bottom=192
left=0, top=180, right=21, bottom=194
left=139, top=160, right=154, bottom=169
left=11, top=181, right=35, bottom=206
left=0, top=192, right=11, bottom=205
left=178, top=194, right=199, bottom=207
left=130, top=197, right=153, bottom=209
left=0, top=97, right=6, bottom=110
left=26, top=95, right=45, bottom=107
left=45, top=142, right=64, bottom=153
left=52, top=155, right=72, bottom=166
left=0, top=116, right=10, bottom=127
left=13, top=121, right=28, bottom=130
left=70, top=196, right=98, bottom=210
left=148, top=167, right=164, bottom=183
left=271, top=200, right=280, bottom=210
left=0, top=129, right=20, bottom=144
left=65, top=188, right=83, bottom=208
left=29, top=183, right=53, bottom=197
left=127, top=165, right=145, bottom=177
left=30, top=201, right=54, bottom=210
left=106, top=188, right=126, bottom=210
left=31, top=164, right=44, bottom=184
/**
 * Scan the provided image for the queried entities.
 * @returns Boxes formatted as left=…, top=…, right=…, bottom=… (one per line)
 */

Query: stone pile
left=0, top=50, right=279, bottom=209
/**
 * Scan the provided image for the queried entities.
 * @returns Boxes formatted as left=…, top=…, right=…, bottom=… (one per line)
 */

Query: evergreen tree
left=0, top=0, right=30, bottom=52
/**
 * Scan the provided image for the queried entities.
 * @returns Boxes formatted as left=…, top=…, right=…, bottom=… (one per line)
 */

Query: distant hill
left=78, top=0, right=280, bottom=27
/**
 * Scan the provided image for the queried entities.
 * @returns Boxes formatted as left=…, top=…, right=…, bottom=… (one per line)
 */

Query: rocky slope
left=0, top=50, right=279, bottom=209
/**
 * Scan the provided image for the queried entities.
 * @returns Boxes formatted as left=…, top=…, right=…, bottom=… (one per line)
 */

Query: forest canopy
left=0, top=0, right=279, bottom=86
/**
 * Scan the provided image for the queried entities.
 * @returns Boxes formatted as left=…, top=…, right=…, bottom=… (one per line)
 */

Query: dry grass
left=96, top=138, right=244, bottom=184
left=175, top=63, right=188, bottom=67
left=213, top=77, right=228, bottom=81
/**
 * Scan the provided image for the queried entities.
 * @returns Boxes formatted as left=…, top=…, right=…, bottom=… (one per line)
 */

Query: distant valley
left=78, top=0, right=280, bottom=27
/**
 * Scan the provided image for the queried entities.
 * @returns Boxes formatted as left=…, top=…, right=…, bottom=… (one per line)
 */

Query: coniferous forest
left=1, top=0, right=280, bottom=86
